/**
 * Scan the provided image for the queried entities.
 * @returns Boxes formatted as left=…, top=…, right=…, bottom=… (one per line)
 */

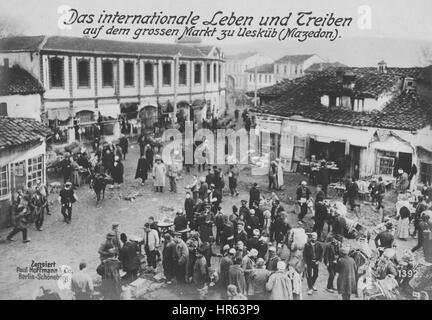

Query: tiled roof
left=0, top=117, right=52, bottom=149
left=0, top=35, right=45, bottom=51
left=252, top=67, right=432, bottom=131
left=256, top=67, right=423, bottom=98
left=0, top=65, right=44, bottom=96
left=274, top=54, right=315, bottom=64
left=0, top=36, right=221, bottom=59
left=245, top=63, right=274, bottom=74
left=305, top=62, right=347, bottom=73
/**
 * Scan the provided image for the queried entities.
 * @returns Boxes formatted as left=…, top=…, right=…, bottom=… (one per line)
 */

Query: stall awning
left=47, top=108, right=75, bottom=121
left=370, top=135, right=413, bottom=153
left=98, top=104, right=120, bottom=119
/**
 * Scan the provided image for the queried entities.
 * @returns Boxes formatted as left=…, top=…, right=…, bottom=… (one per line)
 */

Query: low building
left=244, top=63, right=275, bottom=91
left=0, top=63, right=44, bottom=120
left=250, top=62, right=432, bottom=186
left=274, top=54, right=324, bottom=82
left=0, top=117, right=52, bottom=228
left=0, top=35, right=226, bottom=144
left=225, top=52, right=274, bottom=91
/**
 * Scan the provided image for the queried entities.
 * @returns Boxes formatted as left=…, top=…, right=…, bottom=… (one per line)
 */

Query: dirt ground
left=0, top=133, right=424, bottom=300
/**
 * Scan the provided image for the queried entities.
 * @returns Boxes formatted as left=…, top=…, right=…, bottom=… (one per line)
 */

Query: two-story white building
left=274, top=54, right=324, bottom=82
left=0, top=35, right=226, bottom=143
left=244, top=63, right=275, bottom=91
left=225, top=52, right=274, bottom=91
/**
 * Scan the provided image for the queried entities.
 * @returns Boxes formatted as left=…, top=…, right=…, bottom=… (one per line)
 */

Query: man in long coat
left=111, top=156, right=124, bottom=187
left=162, top=234, right=176, bottom=284
left=173, top=232, right=189, bottom=283
left=219, top=247, right=235, bottom=294
left=135, top=154, right=149, bottom=185
left=336, top=247, right=357, bottom=300
left=152, top=155, right=166, bottom=192
left=228, top=257, right=247, bottom=295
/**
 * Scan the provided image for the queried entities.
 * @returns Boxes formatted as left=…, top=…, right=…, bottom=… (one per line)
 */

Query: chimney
left=3, top=58, right=9, bottom=68
left=378, top=60, right=387, bottom=73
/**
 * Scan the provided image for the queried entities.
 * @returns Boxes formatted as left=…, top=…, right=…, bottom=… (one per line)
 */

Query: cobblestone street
left=0, top=140, right=420, bottom=300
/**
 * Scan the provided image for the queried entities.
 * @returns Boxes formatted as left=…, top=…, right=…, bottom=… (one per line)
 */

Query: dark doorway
left=398, top=152, right=412, bottom=174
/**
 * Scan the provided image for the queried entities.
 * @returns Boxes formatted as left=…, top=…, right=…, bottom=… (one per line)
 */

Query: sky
left=1, top=0, right=432, bottom=66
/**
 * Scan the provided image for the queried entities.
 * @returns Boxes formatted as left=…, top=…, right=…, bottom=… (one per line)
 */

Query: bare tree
left=0, top=15, right=26, bottom=38
left=418, top=46, right=432, bottom=67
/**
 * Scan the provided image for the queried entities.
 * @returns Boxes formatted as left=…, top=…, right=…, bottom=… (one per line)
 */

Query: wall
left=245, top=72, right=274, bottom=91
left=275, top=55, right=324, bottom=82
left=0, top=52, right=40, bottom=79
left=0, top=94, right=41, bottom=120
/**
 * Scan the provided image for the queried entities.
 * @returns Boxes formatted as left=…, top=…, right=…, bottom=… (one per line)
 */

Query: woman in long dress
left=396, top=206, right=411, bottom=240
left=275, top=159, right=284, bottom=190
left=135, top=154, right=149, bottom=185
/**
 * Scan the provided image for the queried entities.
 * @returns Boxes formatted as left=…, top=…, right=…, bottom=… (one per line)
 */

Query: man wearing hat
left=206, top=167, right=215, bottom=187
left=198, top=177, right=208, bottom=202
left=58, top=181, right=77, bottom=224
left=143, top=223, right=160, bottom=273
left=192, top=246, right=208, bottom=288
left=296, top=181, right=311, bottom=224
left=336, top=246, right=357, bottom=300
left=228, top=257, right=247, bottom=296
left=118, top=233, right=140, bottom=282
left=242, top=248, right=258, bottom=295
left=246, top=210, right=260, bottom=238
left=167, top=161, right=179, bottom=193
left=247, top=229, right=261, bottom=251
left=266, top=261, right=293, bottom=300
left=111, top=223, right=121, bottom=252
left=6, top=205, right=30, bottom=243
left=208, top=184, right=222, bottom=214
left=219, top=246, right=234, bottom=294
left=111, top=155, right=124, bottom=188
left=98, top=232, right=118, bottom=261
left=374, top=221, right=395, bottom=250
left=266, top=246, right=280, bottom=271
left=239, top=200, right=250, bottom=218
left=174, top=210, right=188, bottom=233
left=152, top=155, right=166, bottom=193
left=249, top=258, right=270, bottom=300
left=304, top=232, right=323, bottom=295
left=234, top=221, right=248, bottom=244
left=323, top=234, right=340, bottom=293
left=220, top=216, right=235, bottom=250
left=173, top=232, right=189, bottom=283
left=249, top=183, right=260, bottom=209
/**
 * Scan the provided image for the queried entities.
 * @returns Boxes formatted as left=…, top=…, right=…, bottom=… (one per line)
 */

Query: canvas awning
left=98, top=104, right=120, bottom=119
left=47, top=108, right=74, bottom=121
left=370, top=135, right=413, bottom=153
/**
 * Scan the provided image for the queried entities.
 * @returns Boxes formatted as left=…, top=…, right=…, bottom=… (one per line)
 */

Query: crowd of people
left=5, top=109, right=432, bottom=300
left=85, top=158, right=432, bottom=300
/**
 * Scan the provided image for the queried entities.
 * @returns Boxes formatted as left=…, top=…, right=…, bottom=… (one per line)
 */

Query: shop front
left=368, top=131, right=414, bottom=178
left=47, top=108, right=75, bottom=145
left=0, top=141, right=47, bottom=229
